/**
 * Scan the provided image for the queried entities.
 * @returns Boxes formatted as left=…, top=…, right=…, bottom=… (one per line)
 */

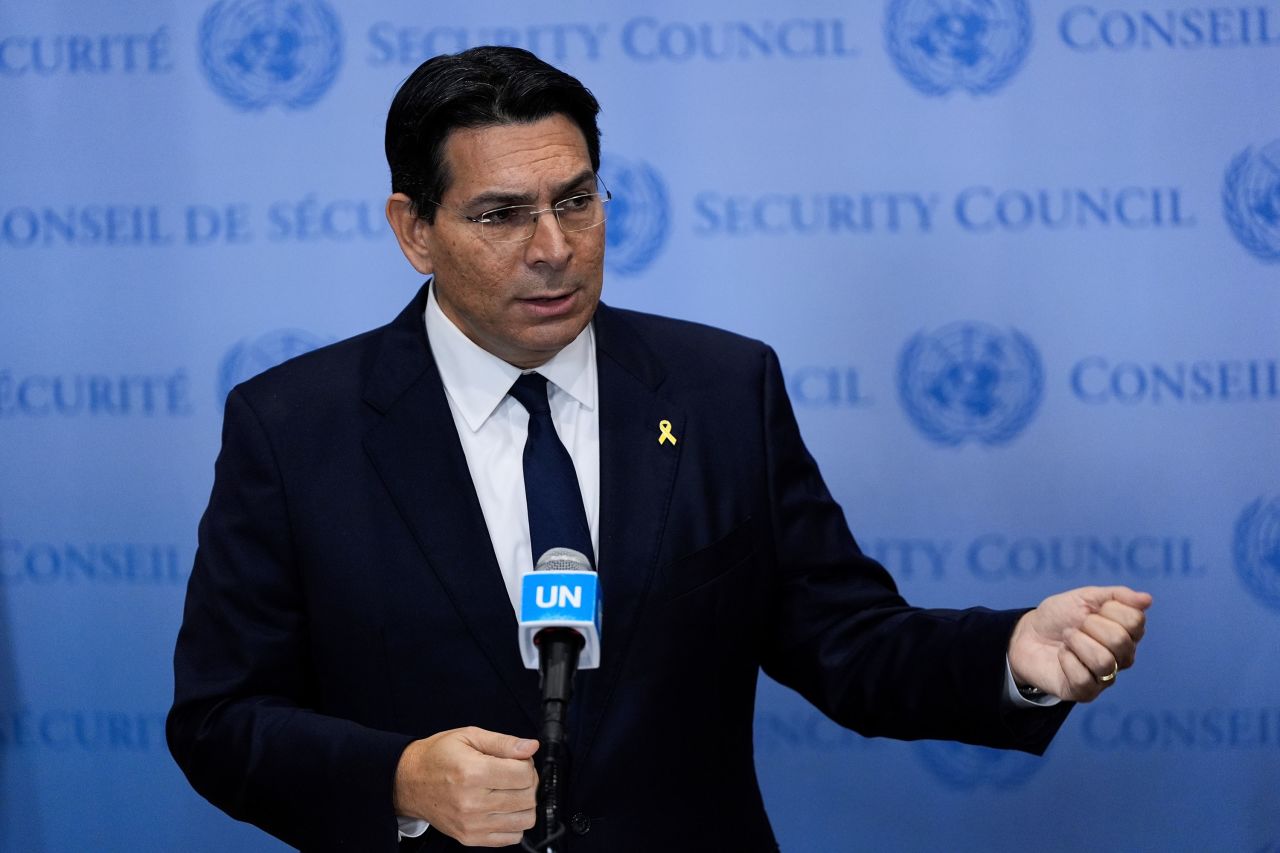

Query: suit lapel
left=572, top=304, right=684, bottom=766
left=362, top=285, right=540, bottom=729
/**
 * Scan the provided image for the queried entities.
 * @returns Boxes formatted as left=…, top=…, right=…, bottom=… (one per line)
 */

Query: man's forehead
left=440, top=115, right=592, bottom=202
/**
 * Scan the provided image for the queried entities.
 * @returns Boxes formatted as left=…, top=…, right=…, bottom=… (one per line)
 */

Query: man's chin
left=506, top=316, right=592, bottom=367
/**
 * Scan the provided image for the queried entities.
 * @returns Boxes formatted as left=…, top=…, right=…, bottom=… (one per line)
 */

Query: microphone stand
left=523, top=629, right=584, bottom=853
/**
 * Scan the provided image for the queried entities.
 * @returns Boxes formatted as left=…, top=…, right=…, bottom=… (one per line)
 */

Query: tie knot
left=508, top=372, right=551, bottom=416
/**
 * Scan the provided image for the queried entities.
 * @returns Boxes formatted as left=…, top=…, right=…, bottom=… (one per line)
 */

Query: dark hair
left=385, top=46, right=602, bottom=223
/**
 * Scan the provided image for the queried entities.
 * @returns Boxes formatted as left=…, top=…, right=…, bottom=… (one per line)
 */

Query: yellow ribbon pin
left=657, top=419, right=677, bottom=446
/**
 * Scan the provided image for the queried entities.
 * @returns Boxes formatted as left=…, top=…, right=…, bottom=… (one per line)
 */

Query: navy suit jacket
left=168, top=284, right=1068, bottom=852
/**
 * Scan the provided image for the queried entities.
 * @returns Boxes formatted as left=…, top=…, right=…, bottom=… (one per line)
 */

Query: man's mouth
left=518, top=290, right=578, bottom=316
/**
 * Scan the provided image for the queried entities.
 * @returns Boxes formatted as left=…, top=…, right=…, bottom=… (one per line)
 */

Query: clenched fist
left=393, top=726, right=539, bottom=847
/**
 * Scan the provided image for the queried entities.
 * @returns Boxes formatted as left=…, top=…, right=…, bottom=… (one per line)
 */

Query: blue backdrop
left=2, top=1, right=1279, bottom=850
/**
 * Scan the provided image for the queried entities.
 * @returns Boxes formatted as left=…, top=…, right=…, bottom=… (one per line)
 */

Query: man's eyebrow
left=462, top=189, right=534, bottom=211
left=461, top=170, right=598, bottom=211
left=550, top=169, right=598, bottom=199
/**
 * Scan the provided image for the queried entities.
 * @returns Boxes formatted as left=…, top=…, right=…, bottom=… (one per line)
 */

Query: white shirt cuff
left=1005, top=657, right=1062, bottom=708
left=397, top=817, right=429, bottom=839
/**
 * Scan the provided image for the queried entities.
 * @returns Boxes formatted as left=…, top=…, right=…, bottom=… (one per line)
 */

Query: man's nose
left=523, top=210, right=572, bottom=268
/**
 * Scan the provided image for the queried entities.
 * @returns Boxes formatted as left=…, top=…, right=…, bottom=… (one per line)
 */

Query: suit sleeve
left=754, top=346, right=1069, bottom=753
left=167, top=388, right=413, bottom=851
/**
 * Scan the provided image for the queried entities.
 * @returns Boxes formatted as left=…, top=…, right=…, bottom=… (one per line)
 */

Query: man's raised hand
left=1008, top=585, right=1152, bottom=702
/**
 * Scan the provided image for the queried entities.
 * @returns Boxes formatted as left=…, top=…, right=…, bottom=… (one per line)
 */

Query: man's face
left=400, top=114, right=605, bottom=369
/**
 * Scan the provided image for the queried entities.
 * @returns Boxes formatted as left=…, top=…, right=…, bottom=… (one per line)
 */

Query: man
left=168, top=46, right=1150, bottom=852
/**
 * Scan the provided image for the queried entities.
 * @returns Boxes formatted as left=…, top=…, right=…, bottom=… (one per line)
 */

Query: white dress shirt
left=423, top=284, right=600, bottom=609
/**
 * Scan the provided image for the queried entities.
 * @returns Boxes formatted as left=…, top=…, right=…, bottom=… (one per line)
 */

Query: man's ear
left=386, top=193, right=434, bottom=275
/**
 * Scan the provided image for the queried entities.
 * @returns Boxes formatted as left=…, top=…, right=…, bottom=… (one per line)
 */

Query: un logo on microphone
left=916, top=742, right=1043, bottom=790
left=1234, top=496, right=1280, bottom=612
left=218, top=329, right=331, bottom=403
left=885, top=0, right=1033, bottom=96
left=1223, top=140, right=1280, bottom=263
left=199, top=0, right=343, bottom=111
left=600, top=156, right=670, bottom=276
left=897, top=322, right=1043, bottom=446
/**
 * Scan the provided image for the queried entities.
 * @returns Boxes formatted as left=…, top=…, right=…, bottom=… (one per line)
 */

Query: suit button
left=569, top=812, right=591, bottom=835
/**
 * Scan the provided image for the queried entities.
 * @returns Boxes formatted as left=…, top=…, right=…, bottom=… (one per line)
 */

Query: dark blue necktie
left=508, top=372, right=595, bottom=569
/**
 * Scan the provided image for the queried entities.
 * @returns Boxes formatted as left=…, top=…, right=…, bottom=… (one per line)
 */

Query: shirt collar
left=424, top=282, right=596, bottom=433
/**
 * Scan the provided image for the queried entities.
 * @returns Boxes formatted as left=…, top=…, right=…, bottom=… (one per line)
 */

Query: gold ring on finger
left=1098, top=661, right=1119, bottom=684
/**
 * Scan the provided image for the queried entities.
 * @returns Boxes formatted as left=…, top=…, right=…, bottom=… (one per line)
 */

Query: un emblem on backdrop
left=885, top=0, right=1032, bottom=96
left=1223, top=140, right=1280, bottom=262
left=897, top=322, right=1043, bottom=446
left=199, top=0, right=343, bottom=111
left=218, top=329, right=331, bottom=403
left=916, top=742, right=1042, bottom=790
left=599, top=156, right=670, bottom=276
left=1233, top=496, right=1280, bottom=612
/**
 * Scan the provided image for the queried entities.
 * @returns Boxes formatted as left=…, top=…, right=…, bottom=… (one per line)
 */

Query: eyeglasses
left=428, top=181, right=612, bottom=244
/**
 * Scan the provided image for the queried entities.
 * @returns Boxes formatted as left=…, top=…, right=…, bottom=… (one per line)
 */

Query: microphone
left=518, top=547, right=600, bottom=853
left=518, top=547, right=601, bottom=670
